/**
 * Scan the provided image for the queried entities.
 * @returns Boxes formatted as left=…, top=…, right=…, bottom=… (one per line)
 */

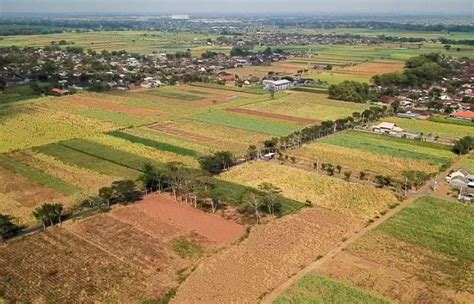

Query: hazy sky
left=1, top=0, right=473, bottom=15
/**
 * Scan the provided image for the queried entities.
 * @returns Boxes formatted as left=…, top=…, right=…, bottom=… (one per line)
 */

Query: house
left=449, top=176, right=471, bottom=189
left=458, top=187, right=474, bottom=202
left=378, top=96, right=398, bottom=104
left=51, top=88, right=69, bottom=96
left=446, top=168, right=472, bottom=182
left=371, top=122, right=404, bottom=134
left=262, top=79, right=292, bottom=91
left=451, top=110, right=474, bottom=122
left=217, top=72, right=235, bottom=83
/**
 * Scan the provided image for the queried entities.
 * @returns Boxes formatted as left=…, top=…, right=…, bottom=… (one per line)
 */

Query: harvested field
left=315, top=196, right=474, bottom=304
left=0, top=194, right=240, bottom=303
left=114, top=194, right=245, bottom=244
left=0, top=229, right=150, bottom=303
left=0, top=166, right=68, bottom=225
left=172, top=207, right=358, bottom=303
left=221, top=161, right=397, bottom=222
left=227, top=108, right=320, bottom=125
left=289, top=142, right=439, bottom=180
left=58, top=95, right=164, bottom=117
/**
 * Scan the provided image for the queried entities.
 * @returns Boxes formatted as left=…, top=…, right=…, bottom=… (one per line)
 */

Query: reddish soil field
left=227, top=108, right=320, bottom=125
left=172, top=207, right=358, bottom=303
left=59, top=95, right=164, bottom=116
left=129, top=194, right=246, bottom=244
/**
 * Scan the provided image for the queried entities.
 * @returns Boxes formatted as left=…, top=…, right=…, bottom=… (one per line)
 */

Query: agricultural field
left=313, top=196, right=474, bottom=304
left=0, top=165, right=70, bottom=225
left=0, top=101, right=117, bottom=153
left=0, top=31, right=219, bottom=54
left=191, top=110, right=302, bottom=137
left=173, top=206, right=358, bottom=303
left=0, top=194, right=245, bottom=303
left=383, top=117, right=474, bottom=140
left=460, top=154, right=474, bottom=172
left=288, top=142, right=439, bottom=181
left=319, top=130, right=455, bottom=168
left=242, top=91, right=369, bottom=121
left=220, top=161, right=398, bottom=222
left=274, top=275, right=390, bottom=304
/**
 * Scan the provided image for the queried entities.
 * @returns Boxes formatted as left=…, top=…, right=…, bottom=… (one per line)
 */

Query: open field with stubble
left=0, top=194, right=244, bottom=303
left=311, top=196, right=474, bottom=304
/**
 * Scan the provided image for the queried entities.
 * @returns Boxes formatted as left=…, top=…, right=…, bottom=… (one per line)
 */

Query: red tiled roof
left=453, top=111, right=474, bottom=119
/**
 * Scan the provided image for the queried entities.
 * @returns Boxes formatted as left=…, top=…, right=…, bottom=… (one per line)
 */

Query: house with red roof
left=451, top=110, right=474, bottom=122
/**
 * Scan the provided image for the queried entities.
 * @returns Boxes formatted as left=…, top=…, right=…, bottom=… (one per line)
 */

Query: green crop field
left=320, top=131, right=455, bottom=167
left=35, top=143, right=140, bottom=179
left=377, top=196, right=474, bottom=260
left=192, top=111, right=301, bottom=136
left=243, top=92, right=369, bottom=121
left=0, top=155, right=80, bottom=195
left=384, top=117, right=474, bottom=140
left=460, top=154, right=474, bottom=172
left=108, top=131, right=199, bottom=157
left=274, top=274, right=389, bottom=304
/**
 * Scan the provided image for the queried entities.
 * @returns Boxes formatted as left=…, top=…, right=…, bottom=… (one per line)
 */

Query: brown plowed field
left=172, top=207, right=359, bottom=303
left=227, top=108, right=320, bottom=125
left=59, top=95, right=164, bottom=116
left=0, top=194, right=243, bottom=303
left=341, top=61, right=404, bottom=74
left=114, top=194, right=246, bottom=244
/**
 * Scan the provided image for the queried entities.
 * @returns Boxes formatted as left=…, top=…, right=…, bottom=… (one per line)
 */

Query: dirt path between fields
left=260, top=151, right=472, bottom=303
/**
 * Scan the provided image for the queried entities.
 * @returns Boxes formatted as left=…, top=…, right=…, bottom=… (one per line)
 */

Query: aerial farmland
left=0, top=8, right=473, bottom=304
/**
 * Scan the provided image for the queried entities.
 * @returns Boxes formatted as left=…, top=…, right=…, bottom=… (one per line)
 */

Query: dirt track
left=171, top=207, right=358, bottom=303
left=260, top=151, right=473, bottom=303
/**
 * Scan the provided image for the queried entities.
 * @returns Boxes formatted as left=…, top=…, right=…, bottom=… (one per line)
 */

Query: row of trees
left=453, top=136, right=474, bottom=155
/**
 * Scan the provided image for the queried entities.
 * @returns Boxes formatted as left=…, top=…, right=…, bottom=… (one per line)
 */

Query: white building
left=262, top=79, right=292, bottom=91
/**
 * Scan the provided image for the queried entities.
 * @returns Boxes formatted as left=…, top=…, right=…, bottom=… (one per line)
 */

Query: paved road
left=261, top=152, right=472, bottom=303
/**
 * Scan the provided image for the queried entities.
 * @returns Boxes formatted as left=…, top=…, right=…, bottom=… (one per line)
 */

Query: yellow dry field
left=289, top=142, right=439, bottom=180
left=220, top=161, right=397, bottom=221
left=88, top=134, right=200, bottom=168
left=0, top=103, right=116, bottom=153
left=10, top=151, right=115, bottom=193
left=173, top=207, right=358, bottom=303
